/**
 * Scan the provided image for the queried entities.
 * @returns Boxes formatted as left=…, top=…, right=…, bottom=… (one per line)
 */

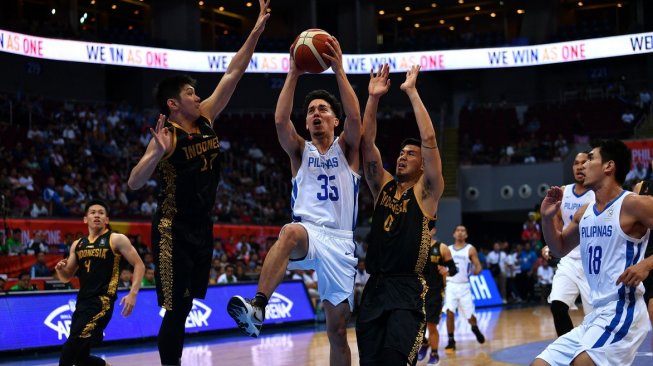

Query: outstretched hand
left=150, top=114, right=171, bottom=155
left=541, top=186, right=563, bottom=219
left=252, top=0, right=271, bottom=35
left=369, top=64, right=391, bottom=98
left=400, top=65, right=421, bottom=93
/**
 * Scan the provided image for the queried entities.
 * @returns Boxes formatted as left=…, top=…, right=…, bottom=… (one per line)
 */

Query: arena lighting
left=51, top=8, right=56, bottom=15
left=465, top=16, right=470, bottom=21
left=490, top=12, right=496, bottom=17
left=397, top=16, right=403, bottom=21
left=1, top=28, right=651, bottom=73
left=578, top=1, right=583, bottom=6
left=134, top=10, right=140, bottom=15
left=439, top=19, right=445, bottom=24
left=111, top=4, right=117, bottom=10
left=431, top=3, right=437, bottom=7
left=517, top=9, right=525, bottom=14
left=219, top=6, right=224, bottom=11
left=617, top=3, right=622, bottom=7
left=475, top=6, right=481, bottom=11
left=414, top=23, right=420, bottom=28
left=449, top=26, right=455, bottom=31
left=405, top=6, right=411, bottom=11
left=379, top=10, right=385, bottom=15
left=246, top=2, right=252, bottom=7
left=90, top=0, right=95, bottom=4
left=199, top=1, right=204, bottom=5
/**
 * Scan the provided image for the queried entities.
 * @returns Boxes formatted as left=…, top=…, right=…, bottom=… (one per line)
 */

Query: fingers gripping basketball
left=291, top=29, right=332, bottom=73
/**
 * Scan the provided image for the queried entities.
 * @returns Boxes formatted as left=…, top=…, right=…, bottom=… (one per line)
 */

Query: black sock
left=448, top=334, right=454, bottom=343
left=253, top=292, right=268, bottom=308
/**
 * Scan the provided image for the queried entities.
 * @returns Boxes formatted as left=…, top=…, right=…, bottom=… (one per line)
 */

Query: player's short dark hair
left=155, top=74, right=197, bottom=116
left=590, top=139, right=631, bottom=185
left=85, top=200, right=109, bottom=215
left=400, top=138, right=421, bottom=150
left=303, top=89, right=342, bottom=120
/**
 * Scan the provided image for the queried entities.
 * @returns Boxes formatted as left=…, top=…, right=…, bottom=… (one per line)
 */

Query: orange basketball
left=290, top=29, right=332, bottom=73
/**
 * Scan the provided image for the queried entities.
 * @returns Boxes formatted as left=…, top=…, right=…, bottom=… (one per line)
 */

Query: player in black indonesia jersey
left=417, top=224, right=457, bottom=365
left=356, top=64, right=445, bottom=366
left=55, top=200, right=145, bottom=366
left=127, top=2, right=270, bottom=364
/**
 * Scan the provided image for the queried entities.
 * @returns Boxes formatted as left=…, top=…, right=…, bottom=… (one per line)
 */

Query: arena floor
left=2, top=305, right=651, bottom=365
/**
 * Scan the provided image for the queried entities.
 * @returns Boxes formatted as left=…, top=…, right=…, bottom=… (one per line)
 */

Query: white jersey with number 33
left=291, top=138, right=361, bottom=231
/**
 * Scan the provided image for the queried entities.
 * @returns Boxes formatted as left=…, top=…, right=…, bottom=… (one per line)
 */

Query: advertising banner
left=1, top=28, right=651, bottom=73
left=0, top=281, right=314, bottom=352
left=470, top=269, right=503, bottom=308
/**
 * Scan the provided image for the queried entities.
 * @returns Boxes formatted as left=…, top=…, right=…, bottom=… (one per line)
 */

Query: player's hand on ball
left=322, top=36, right=343, bottom=72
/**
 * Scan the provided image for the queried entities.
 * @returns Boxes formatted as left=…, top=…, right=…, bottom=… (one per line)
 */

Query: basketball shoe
left=227, top=295, right=264, bottom=337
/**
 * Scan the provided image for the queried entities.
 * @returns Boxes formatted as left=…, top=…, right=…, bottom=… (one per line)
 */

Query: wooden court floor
left=3, top=304, right=605, bottom=366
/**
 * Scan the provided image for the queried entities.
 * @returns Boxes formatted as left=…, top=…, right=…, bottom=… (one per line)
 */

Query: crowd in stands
left=459, top=81, right=651, bottom=166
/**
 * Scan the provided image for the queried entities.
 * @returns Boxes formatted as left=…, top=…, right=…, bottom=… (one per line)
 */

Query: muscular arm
left=200, top=0, right=270, bottom=123
left=274, top=62, right=304, bottom=175
left=112, top=234, right=145, bottom=295
left=55, top=241, right=79, bottom=283
left=128, top=115, right=169, bottom=190
left=112, top=233, right=145, bottom=317
left=402, top=66, right=444, bottom=217
left=324, top=37, right=361, bottom=171
left=361, top=64, right=393, bottom=200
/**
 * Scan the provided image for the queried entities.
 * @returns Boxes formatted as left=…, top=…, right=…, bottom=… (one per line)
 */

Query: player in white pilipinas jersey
left=534, top=139, right=653, bottom=366
left=442, top=225, right=485, bottom=353
left=227, top=34, right=360, bottom=366
left=543, top=152, right=596, bottom=336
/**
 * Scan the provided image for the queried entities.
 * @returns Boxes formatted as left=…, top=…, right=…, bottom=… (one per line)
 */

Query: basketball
left=290, top=29, right=332, bottom=73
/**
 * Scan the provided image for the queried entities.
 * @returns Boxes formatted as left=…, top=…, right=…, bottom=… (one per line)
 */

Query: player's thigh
left=549, top=269, right=581, bottom=307
left=356, top=312, right=389, bottom=365
left=280, top=223, right=310, bottom=259
left=385, top=309, right=424, bottom=359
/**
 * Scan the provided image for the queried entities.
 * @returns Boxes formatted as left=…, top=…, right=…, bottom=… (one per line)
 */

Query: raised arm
left=540, top=186, right=583, bottom=257
left=274, top=58, right=305, bottom=175
left=200, top=0, right=270, bottom=123
left=55, top=240, right=79, bottom=283
left=322, top=37, right=361, bottom=171
left=401, top=66, right=444, bottom=216
left=112, top=233, right=145, bottom=317
left=128, top=114, right=170, bottom=190
left=361, top=64, right=393, bottom=199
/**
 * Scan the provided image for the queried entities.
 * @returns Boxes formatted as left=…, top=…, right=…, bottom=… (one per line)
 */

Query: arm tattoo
left=366, top=161, right=379, bottom=177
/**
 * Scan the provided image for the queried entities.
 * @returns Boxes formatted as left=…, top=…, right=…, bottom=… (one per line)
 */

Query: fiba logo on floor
left=158, top=299, right=213, bottom=329
left=43, top=299, right=77, bottom=340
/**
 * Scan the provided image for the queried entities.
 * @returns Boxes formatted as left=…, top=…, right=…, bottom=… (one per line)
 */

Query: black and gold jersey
left=74, top=230, right=121, bottom=300
left=366, top=180, right=435, bottom=276
left=157, top=116, right=220, bottom=220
